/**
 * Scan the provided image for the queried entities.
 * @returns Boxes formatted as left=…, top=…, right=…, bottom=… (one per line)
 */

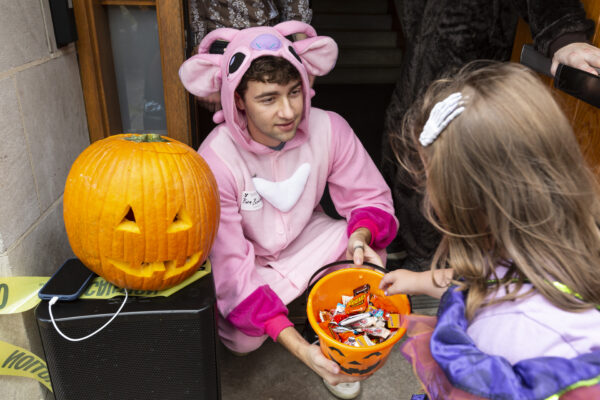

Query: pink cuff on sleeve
left=264, top=314, right=294, bottom=341
left=347, top=207, right=398, bottom=249
left=226, top=285, right=289, bottom=338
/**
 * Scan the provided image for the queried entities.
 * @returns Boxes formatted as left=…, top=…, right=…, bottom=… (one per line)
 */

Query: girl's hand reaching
left=379, top=270, right=424, bottom=296
left=379, top=268, right=454, bottom=299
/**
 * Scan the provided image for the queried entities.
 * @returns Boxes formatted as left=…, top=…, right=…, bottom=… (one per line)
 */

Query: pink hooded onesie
left=179, top=21, right=397, bottom=353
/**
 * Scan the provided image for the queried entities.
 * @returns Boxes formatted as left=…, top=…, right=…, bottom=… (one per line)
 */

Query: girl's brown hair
left=394, top=62, right=600, bottom=319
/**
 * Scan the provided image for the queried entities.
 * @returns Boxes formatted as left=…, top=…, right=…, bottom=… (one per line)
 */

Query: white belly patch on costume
left=252, top=163, right=311, bottom=212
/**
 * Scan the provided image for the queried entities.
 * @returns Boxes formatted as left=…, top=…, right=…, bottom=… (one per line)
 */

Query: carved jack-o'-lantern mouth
left=107, top=251, right=202, bottom=279
left=327, top=347, right=383, bottom=375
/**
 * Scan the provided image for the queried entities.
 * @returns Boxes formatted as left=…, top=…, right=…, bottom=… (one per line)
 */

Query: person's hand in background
left=551, top=42, right=600, bottom=76
left=196, top=92, right=222, bottom=112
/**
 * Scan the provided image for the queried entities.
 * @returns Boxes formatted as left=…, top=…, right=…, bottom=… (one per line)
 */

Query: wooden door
left=511, top=0, right=600, bottom=174
left=73, top=1, right=191, bottom=145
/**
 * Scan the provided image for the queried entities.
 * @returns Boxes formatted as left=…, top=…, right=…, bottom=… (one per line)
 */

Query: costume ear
left=274, top=20, right=317, bottom=38
left=179, top=54, right=222, bottom=97
left=197, top=27, right=239, bottom=54
left=292, top=36, right=338, bottom=76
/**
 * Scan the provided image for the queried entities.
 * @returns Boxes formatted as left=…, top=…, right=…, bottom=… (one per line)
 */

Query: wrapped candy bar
left=339, top=312, right=372, bottom=326
left=338, top=331, right=356, bottom=342
left=333, top=313, right=349, bottom=324
left=349, top=316, right=378, bottom=330
left=353, top=284, right=370, bottom=296
left=370, top=294, right=399, bottom=313
left=345, top=292, right=369, bottom=315
left=365, top=326, right=391, bottom=339
left=319, top=310, right=332, bottom=323
left=387, top=313, right=401, bottom=329
left=332, top=325, right=355, bottom=334
left=355, top=334, right=375, bottom=347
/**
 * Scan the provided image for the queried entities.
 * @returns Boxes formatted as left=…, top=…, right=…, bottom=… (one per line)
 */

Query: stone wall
left=0, top=1, right=90, bottom=398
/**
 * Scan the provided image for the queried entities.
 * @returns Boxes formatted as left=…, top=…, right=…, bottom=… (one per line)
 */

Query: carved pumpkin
left=307, top=268, right=411, bottom=376
left=63, top=133, right=220, bottom=291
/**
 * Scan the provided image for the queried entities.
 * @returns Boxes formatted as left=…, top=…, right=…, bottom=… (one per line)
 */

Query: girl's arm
left=379, top=268, right=454, bottom=299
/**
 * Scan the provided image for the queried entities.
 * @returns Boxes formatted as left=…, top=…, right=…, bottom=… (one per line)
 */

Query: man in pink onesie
left=179, top=21, right=397, bottom=397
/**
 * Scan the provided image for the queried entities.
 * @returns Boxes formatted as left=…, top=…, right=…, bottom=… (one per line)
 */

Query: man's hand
left=346, top=228, right=382, bottom=266
left=302, top=342, right=367, bottom=385
left=551, top=42, right=600, bottom=76
left=276, top=327, right=366, bottom=385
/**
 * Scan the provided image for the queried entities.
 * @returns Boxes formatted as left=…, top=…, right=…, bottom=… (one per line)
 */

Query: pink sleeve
left=226, top=285, right=294, bottom=340
left=325, top=111, right=398, bottom=249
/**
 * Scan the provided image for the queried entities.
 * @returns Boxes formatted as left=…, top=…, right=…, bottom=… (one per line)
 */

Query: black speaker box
left=35, top=270, right=221, bottom=400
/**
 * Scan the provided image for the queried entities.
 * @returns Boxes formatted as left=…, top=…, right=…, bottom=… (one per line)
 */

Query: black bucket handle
left=306, top=259, right=387, bottom=301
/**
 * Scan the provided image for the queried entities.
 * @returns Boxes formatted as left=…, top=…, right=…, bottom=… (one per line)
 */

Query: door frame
left=73, top=0, right=191, bottom=145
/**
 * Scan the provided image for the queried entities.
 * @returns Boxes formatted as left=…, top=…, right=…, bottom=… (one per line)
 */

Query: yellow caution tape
left=0, top=277, right=48, bottom=315
left=80, top=260, right=211, bottom=299
left=0, top=340, right=52, bottom=391
left=0, top=260, right=211, bottom=314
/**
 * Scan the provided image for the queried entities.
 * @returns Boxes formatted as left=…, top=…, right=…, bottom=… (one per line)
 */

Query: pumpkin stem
left=125, top=133, right=169, bottom=143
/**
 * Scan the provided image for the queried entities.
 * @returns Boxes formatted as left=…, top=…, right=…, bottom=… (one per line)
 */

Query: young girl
left=379, top=62, right=600, bottom=399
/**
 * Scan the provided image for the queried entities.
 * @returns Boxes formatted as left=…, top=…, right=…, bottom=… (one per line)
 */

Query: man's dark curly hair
left=236, top=56, right=301, bottom=98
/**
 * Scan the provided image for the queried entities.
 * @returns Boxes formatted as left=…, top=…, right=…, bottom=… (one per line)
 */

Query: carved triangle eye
left=167, top=208, right=193, bottom=233
left=117, top=206, right=140, bottom=233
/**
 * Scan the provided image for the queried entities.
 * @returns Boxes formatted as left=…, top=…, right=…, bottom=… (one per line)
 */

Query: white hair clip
left=419, top=92, right=465, bottom=147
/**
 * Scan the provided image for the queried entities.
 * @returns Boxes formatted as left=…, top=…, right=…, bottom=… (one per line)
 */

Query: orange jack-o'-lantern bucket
left=306, top=261, right=411, bottom=376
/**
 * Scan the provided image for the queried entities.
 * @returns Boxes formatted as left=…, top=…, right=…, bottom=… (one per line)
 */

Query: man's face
left=235, top=79, right=304, bottom=147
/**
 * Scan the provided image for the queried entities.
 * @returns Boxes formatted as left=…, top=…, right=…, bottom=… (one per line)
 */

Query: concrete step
left=312, top=14, right=393, bottom=31
left=410, top=294, right=440, bottom=311
left=312, top=0, right=390, bottom=14
left=336, top=48, right=402, bottom=67
left=320, top=30, right=399, bottom=48
left=318, top=66, right=401, bottom=84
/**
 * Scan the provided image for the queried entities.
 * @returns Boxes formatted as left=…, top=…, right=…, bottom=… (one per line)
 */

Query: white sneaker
left=323, top=379, right=361, bottom=399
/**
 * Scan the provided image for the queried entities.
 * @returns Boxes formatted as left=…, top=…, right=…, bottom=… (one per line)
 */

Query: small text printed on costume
left=241, top=191, right=263, bottom=211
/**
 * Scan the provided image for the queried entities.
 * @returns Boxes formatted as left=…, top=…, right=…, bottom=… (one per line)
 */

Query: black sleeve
left=511, top=0, right=595, bottom=56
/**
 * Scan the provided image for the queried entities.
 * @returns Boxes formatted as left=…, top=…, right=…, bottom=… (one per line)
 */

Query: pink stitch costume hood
left=179, top=21, right=338, bottom=154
